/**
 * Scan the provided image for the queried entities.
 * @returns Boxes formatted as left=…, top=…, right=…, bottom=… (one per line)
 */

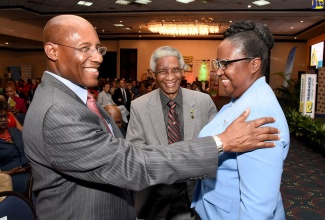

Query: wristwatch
left=213, top=135, right=224, bottom=155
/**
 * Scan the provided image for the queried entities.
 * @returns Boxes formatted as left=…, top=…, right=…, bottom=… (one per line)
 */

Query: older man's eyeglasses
left=53, top=43, right=107, bottom=56
left=0, top=114, right=9, bottom=121
left=212, top=57, right=255, bottom=70
left=155, top=67, right=183, bottom=76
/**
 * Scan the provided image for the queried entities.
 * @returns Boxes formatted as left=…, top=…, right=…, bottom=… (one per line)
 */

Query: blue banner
left=283, top=47, right=297, bottom=87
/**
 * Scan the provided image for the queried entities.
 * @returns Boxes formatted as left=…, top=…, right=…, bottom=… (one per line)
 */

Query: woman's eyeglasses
left=212, top=57, right=255, bottom=70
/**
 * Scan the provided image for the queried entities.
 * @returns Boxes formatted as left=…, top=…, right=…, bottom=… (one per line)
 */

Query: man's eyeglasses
left=53, top=43, right=107, bottom=56
left=212, top=57, right=255, bottom=70
left=155, top=67, right=183, bottom=76
left=0, top=114, right=9, bottom=120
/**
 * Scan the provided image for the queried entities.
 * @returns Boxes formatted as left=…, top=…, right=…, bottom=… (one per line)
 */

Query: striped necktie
left=167, top=101, right=181, bottom=144
left=87, top=91, right=112, bottom=134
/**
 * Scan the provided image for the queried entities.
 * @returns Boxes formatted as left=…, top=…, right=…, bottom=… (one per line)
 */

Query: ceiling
left=0, top=0, right=324, bottom=49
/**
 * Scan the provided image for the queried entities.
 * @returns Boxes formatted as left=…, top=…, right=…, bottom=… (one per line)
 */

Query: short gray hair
left=150, top=46, right=185, bottom=72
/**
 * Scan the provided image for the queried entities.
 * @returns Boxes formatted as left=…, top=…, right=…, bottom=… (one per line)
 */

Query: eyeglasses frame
left=52, top=42, right=107, bottom=56
left=212, top=57, right=256, bottom=70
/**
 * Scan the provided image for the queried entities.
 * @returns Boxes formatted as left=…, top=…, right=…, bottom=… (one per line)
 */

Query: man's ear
left=44, top=43, right=58, bottom=61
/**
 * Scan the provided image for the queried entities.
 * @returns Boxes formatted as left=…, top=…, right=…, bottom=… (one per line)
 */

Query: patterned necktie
left=167, top=101, right=181, bottom=144
left=87, top=91, right=112, bottom=134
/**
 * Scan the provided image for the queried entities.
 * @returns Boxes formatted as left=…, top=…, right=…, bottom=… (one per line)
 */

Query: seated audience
left=0, top=100, right=30, bottom=194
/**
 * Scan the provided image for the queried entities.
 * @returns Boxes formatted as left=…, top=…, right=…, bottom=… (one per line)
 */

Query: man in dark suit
left=113, top=79, right=131, bottom=111
left=22, top=14, right=279, bottom=220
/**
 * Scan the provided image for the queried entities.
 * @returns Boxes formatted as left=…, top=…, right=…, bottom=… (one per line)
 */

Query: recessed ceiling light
left=5, top=42, right=9, bottom=45
left=135, top=0, right=152, bottom=4
left=176, top=0, right=195, bottom=4
left=252, top=0, right=271, bottom=6
left=301, top=20, right=304, bottom=23
left=77, top=1, right=93, bottom=6
left=248, top=5, right=252, bottom=8
left=114, top=24, right=124, bottom=27
left=115, top=0, right=131, bottom=5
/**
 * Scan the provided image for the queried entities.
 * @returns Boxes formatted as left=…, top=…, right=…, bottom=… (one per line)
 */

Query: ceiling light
left=114, top=24, right=124, bottom=26
left=135, top=0, right=152, bottom=4
left=115, top=0, right=131, bottom=5
left=148, top=21, right=219, bottom=36
left=176, top=0, right=195, bottom=3
left=252, top=0, right=271, bottom=6
left=77, top=1, right=93, bottom=6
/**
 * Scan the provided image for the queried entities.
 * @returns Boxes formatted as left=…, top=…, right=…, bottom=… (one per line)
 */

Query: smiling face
left=44, top=15, right=103, bottom=88
left=216, top=39, right=261, bottom=98
left=154, top=56, right=182, bottom=99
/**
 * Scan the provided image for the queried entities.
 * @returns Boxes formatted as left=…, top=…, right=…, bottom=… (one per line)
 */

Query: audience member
left=22, top=15, right=279, bottom=219
left=110, top=80, right=118, bottom=95
left=0, top=100, right=30, bottom=194
left=131, top=79, right=139, bottom=96
left=113, top=79, right=131, bottom=111
left=0, top=94, right=23, bottom=131
left=145, top=84, right=153, bottom=94
left=191, top=20, right=290, bottom=220
left=5, top=84, right=27, bottom=114
left=126, top=81, right=135, bottom=100
left=97, top=81, right=115, bottom=106
left=126, top=46, right=218, bottom=220
left=104, top=105, right=126, bottom=137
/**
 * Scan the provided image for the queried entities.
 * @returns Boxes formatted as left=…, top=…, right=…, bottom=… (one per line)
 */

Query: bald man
left=104, top=105, right=126, bottom=137
left=22, top=14, right=279, bottom=220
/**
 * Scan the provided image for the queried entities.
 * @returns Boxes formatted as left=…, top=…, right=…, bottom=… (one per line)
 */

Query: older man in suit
left=23, top=14, right=279, bottom=220
left=126, top=46, right=217, bottom=220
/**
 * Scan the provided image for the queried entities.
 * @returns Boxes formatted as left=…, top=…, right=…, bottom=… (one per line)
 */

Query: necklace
left=0, top=129, right=12, bottom=143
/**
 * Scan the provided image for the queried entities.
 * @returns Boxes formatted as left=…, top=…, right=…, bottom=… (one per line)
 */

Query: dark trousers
left=136, top=182, right=193, bottom=220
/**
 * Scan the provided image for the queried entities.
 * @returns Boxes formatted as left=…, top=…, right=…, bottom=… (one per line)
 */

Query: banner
left=283, top=47, right=297, bottom=87
left=300, top=74, right=317, bottom=118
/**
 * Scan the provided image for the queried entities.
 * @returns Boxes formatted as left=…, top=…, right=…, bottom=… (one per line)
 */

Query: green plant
left=285, top=108, right=325, bottom=151
left=272, top=72, right=300, bottom=111
left=272, top=72, right=325, bottom=153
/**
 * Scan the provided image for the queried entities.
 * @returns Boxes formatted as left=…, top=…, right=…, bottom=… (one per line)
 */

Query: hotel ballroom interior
left=0, top=0, right=324, bottom=220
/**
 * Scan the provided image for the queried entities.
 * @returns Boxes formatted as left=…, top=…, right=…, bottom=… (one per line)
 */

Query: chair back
left=0, top=191, right=36, bottom=220
left=0, top=173, right=13, bottom=202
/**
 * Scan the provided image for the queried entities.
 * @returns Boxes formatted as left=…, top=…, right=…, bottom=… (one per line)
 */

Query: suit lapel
left=182, top=88, right=196, bottom=140
left=148, top=90, right=168, bottom=145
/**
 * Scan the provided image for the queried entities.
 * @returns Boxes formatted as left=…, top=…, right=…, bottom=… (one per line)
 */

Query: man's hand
left=218, top=108, right=279, bottom=152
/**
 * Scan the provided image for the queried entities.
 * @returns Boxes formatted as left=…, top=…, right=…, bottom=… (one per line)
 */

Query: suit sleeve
left=43, top=102, right=218, bottom=191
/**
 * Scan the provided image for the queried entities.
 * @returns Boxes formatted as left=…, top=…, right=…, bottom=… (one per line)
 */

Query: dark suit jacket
left=22, top=72, right=219, bottom=220
left=113, top=87, right=131, bottom=111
